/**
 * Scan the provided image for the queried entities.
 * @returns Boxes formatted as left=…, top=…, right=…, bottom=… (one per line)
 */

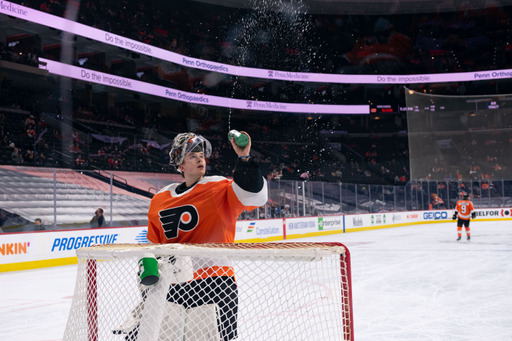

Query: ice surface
left=1, top=220, right=511, bottom=340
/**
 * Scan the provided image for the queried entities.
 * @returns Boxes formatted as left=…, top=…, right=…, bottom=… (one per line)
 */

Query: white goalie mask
left=169, top=133, right=212, bottom=172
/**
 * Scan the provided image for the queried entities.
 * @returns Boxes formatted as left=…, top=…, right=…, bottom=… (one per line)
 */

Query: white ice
left=1, top=220, right=511, bottom=340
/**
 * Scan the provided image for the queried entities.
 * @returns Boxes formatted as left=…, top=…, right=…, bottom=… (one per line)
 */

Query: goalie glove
left=452, top=211, right=458, bottom=220
left=471, top=212, right=476, bottom=219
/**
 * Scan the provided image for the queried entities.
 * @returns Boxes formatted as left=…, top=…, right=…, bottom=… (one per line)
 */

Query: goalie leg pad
left=158, top=302, right=187, bottom=341
left=184, top=304, right=221, bottom=341
left=167, top=276, right=239, bottom=341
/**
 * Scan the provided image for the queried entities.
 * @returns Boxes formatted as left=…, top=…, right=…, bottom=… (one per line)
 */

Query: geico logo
left=423, top=211, right=448, bottom=220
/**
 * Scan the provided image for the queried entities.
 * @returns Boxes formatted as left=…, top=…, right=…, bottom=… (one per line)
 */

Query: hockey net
left=64, top=242, right=353, bottom=341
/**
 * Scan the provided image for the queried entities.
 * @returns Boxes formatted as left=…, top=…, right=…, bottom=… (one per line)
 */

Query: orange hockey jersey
left=147, top=175, right=267, bottom=244
left=455, top=199, right=474, bottom=220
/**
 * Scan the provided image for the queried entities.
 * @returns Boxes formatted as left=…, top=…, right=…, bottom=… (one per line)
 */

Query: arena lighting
left=38, top=58, right=369, bottom=114
left=4, top=1, right=512, bottom=85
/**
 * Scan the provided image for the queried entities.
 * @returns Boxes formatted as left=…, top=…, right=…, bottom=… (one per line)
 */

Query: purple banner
left=38, top=58, right=369, bottom=114
left=3, top=1, right=512, bottom=85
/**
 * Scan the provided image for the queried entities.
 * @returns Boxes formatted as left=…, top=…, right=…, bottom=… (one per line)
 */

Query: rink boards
left=1, top=207, right=510, bottom=272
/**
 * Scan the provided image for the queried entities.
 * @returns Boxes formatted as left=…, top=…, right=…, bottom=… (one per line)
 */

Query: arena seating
left=0, top=166, right=151, bottom=231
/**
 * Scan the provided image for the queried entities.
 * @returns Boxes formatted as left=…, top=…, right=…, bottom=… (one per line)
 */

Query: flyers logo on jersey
left=159, top=205, right=199, bottom=239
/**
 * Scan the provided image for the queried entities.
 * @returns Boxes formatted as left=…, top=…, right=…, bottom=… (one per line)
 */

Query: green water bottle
left=138, top=253, right=159, bottom=286
left=228, top=130, right=249, bottom=147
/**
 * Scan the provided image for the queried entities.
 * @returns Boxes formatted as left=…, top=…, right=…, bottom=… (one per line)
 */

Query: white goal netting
left=64, top=242, right=353, bottom=341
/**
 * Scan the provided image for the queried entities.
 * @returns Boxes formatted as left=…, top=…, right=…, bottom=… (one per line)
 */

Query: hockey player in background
left=452, top=192, right=476, bottom=241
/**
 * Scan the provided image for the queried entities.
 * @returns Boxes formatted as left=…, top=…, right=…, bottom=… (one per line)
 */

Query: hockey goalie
left=115, top=131, right=266, bottom=341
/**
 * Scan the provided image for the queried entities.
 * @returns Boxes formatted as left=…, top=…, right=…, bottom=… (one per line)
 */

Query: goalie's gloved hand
left=471, top=212, right=476, bottom=219
left=452, top=212, right=458, bottom=220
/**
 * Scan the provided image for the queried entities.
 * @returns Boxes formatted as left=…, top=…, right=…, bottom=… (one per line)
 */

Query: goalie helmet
left=169, top=133, right=212, bottom=172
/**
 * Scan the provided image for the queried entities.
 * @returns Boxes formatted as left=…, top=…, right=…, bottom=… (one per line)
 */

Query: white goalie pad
left=136, top=255, right=191, bottom=340
left=136, top=260, right=175, bottom=341
left=158, top=302, right=187, bottom=341
left=157, top=302, right=221, bottom=341
left=129, top=256, right=221, bottom=341
left=184, top=304, right=221, bottom=341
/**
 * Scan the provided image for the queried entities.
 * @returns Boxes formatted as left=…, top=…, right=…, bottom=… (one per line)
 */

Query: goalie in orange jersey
left=452, top=192, right=476, bottom=241
left=116, top=132, right=267, bottom=340
left=118, top=131, right=267, bottom=341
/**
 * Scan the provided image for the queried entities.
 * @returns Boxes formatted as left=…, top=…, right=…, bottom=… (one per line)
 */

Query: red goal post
left=65, top=242, right=354, bottom=341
